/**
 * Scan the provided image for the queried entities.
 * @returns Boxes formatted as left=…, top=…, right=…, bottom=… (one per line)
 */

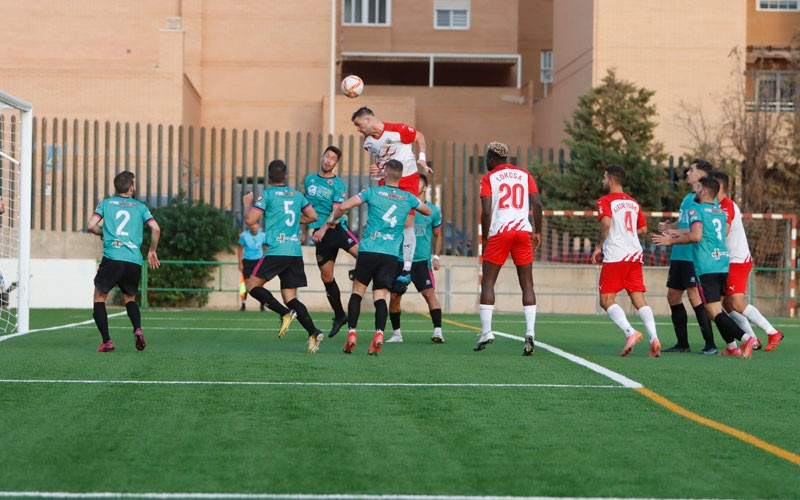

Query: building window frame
left=756, top=1, right=800, bottom=11
left=434, top=0, right=470, bottom=30
left=753, top=70, right=798, bottom=112
left=342, top=0, right=391, bottom=27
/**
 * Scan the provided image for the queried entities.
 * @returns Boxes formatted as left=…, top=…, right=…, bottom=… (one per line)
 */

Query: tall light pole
left=329, top=0, right=336, bottom=138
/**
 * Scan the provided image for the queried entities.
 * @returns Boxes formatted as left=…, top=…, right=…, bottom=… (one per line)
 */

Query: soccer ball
left=341, top=75, right=364, bottom=98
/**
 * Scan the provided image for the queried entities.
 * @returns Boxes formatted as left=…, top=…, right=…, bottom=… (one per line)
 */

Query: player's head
left=603, top=165, right=626, bottom=190
left=686, top=158, right=713, bottom=185
left=268, top=160, right=288, bottom=184
left=418, top=173, right=429, bottom=197
left=711, top=171, right=729, bottom=197
left=114, top=171, right=135, bottom=196
left=321, top=146, right=341, bottom=173
left=352, top=107, right=377, bottom=137
left=695, top=176, right=720, bottom=203
left=384, top=159, right=403, bottom=183
left=485, top=141, right=509, bottom=171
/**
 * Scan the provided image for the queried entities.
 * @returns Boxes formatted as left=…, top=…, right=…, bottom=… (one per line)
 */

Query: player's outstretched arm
left=327, top=194, right=363, bottom=226
left=415, top=202, right=432, bottom=217
left=147, top=220, right=161, bottom=269
left=300, top=204, right=318, bottom=225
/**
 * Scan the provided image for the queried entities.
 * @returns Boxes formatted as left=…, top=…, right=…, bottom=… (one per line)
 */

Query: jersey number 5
left=283, top=201, right=295, bottom=226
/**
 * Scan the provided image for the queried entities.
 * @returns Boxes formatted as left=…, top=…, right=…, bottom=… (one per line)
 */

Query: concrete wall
left=533, top=0, right=749, bottom=155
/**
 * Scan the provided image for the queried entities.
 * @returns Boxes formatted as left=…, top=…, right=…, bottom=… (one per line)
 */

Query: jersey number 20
left=498, top=183, right=524, bottom=209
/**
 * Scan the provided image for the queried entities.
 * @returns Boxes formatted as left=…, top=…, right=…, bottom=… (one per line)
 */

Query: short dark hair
left=605, top=165, right=626, bottom=184
left=114, top=171, right=135, bottom=194
left=351, top=106, right=374, bottom=122
left=268, top=160, right=287, bottom=184
left=384, top=159, right=403, bottom=181
left=691, top=158, right=714, bottom=175
left=699, top=177, right=720, bottom=198
left=419, top=173, right=428, bottom=187
left=324, top=145, right=341, bottom=161
left=711, top=171, right=729, bottom=191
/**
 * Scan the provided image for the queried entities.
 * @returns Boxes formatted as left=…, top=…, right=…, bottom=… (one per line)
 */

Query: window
left=435, top=0, right=470, bottom=30
left=540, top=50, right=553, bottom=84
left=343, top=0, right=390, bottom=26
left=755, top=71, right=798, bottom=111
left=757, top=1, right=800, bottom=10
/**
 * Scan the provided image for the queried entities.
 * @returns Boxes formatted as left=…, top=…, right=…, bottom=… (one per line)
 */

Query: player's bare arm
left=591, top=216, right=611, bottom=264
left=657, top=219, right=677, bottom=232
left=327, top=194, right=363, bottom=226
left=242, top=192, right=262, bottom=226
left=415, top=202, right=432, bottom=217
left=480, top=196, right=491, bottom=247
left=529, top=192, right=543, bottom=251
left=431, top=224, right=442, bottom=271
left=146, top=219, right=161, bottom=269
left=237, top=245, right=244, bottom=271
left=87, top=213, right=103, bottom=236
left=653, top=222, right=702, bottom=246
left=299, top=205, right=318, bottom=225
left=414, top=130, right=431, bottom=173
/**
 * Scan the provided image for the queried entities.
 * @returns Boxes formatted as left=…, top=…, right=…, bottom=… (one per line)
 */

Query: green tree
left=533, top=69, right=670, bottom=210
left=143, top=193, right=237, bottom=307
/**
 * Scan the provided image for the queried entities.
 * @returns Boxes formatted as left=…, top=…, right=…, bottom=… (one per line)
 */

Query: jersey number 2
left=115, top=210, right=130, bottom=236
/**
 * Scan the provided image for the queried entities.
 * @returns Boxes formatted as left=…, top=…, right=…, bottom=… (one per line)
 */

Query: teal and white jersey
left=253, top=186, right=310, bottom=257
left=689, top=202, right=729, bottom=276
left=93, top=195, right=154, bottom=265
left=358, top=185, right=421, bottom=256
left=670, top=193, right=699, bottom=262
left=396, top=201, right=442, bottom=262
left=304, top=173, right=347, bottom=229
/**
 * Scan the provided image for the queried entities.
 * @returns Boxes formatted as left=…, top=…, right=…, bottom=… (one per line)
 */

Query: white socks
left=479, top=304, right=494, bottom=334
left=728, top=310, right=756, bottom=337
left=637, top=306, right=659, bottom=342
left=402, top=227, right=416, bottom=271
left=523, top=305, right=537, bottom=339
left=607, top=304, right=635, bottom=337
left=743, top=304, right=777, bottom=335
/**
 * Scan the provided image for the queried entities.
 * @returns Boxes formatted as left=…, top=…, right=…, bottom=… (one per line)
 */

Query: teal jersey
left=358, top=185, right=421, bottom=256
left=397, top=201, right=442, bottom=262
left=304, top=174, right=347, bottom=229
left=93, top=195, right=154, bottom=265
left=253, top=186, right=309, bottom=257
left=670, top=193, right=698, bottom=261
left=238, top=230, right=267, bottom=260
left=689, top=202, right=729, bottom=276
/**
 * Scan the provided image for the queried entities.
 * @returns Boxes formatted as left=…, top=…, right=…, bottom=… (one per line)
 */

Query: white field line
left=491, top=331, right=643, bottom=389
left=0, top=379, right=624, bottom=390
left=0, top=493, right=736, bottom=500
left=0, top=312, right=127, bottom=343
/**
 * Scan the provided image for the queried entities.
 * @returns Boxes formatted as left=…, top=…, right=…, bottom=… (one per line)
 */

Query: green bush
left=142, top=193, right=237, bottom=307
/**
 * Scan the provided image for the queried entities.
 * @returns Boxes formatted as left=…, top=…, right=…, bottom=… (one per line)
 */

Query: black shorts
left=314, top=224, right=359, bottom=266
left=666, top=259, right=698, bottom=290
left=242, top=258, right=260, bottom=279
left=697, top=273, right=727, bottom=304
left=395, top=260, right=435, bottom=292
left=352, top=251, right=398, bottom=290
left=251, top=256, right=307, bottom=289
left=94, top=257, right=142, bottom=296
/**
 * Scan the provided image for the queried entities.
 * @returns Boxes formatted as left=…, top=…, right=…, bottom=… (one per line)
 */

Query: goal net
left=537, top=210, right=796, bottom=317
left=0, top=91, right=32, bottom=334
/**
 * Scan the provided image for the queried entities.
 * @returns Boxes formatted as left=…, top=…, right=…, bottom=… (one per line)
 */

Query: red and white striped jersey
left=719, top=197, right=752, bottom=264
left=479, top=164, right=537, bottom=237
left=596, top=192, right=645, bottom=263
left=362, top=122, right=418, bottom=177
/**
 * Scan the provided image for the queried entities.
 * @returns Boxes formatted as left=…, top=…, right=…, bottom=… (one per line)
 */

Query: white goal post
left=0, top=90, right=32, bottom=333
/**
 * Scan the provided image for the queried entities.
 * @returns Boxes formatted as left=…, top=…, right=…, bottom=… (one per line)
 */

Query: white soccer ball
left=341, top=75, right=364, bottom=98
